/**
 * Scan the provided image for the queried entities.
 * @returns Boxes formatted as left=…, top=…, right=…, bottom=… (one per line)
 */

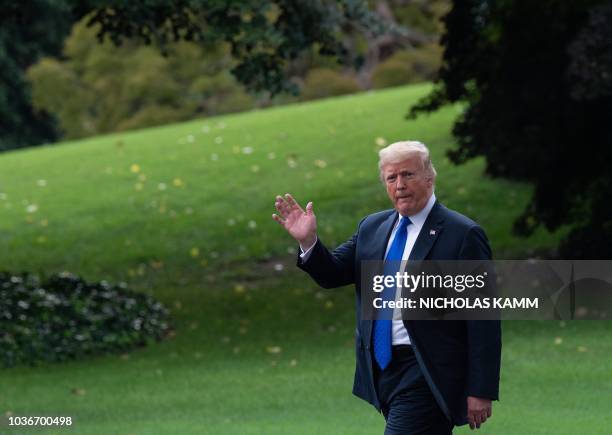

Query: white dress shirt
left=300, top=193, right=437, bottom=345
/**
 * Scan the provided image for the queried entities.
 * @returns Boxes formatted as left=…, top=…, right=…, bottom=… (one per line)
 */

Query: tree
left=75, top=0, right=386, bottom=95
left=2, top=0, right=385, bottom=150
left=27, top=18, right=253, bottom=139
left=410, top=0, right=612, bottom=258
left=351, top=0, right=448, bottom=88
left=0, top=0, right=74, bottom=151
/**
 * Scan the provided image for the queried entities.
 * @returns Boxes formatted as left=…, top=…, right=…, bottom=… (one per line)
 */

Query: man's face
left=382, top=156, right=433, bottom=216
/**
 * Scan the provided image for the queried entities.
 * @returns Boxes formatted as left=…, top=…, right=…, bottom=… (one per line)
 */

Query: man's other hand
left=467, top=396, right=492, bottom=430
left=273, top=193, right=317, bottom=249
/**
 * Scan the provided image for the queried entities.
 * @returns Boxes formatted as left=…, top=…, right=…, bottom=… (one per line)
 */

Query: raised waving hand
left=272, top=193, right=317, bottom=249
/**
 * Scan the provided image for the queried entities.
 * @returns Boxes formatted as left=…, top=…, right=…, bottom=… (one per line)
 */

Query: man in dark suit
left=273, top=141, right=501, bottom=434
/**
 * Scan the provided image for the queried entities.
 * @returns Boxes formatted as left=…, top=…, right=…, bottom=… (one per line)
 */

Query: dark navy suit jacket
left=297, top=200, right=501, bottom=426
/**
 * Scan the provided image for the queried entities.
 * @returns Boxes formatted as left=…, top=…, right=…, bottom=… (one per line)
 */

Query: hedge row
left=0, top=272, right=172, bottom=367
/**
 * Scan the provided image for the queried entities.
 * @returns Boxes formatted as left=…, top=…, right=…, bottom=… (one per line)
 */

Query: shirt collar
left=400, top=192, right=436, bottom=230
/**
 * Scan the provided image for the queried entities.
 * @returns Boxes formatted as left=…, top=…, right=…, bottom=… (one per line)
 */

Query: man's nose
left=395, top=176, right=407, bottom=189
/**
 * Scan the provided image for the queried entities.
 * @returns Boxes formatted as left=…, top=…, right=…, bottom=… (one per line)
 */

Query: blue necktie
left=373, top=216, right=411, bottom=370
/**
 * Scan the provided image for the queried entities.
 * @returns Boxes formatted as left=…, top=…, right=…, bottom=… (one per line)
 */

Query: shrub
left=26, top=18, right=254, bottom=139
left=190, top=71, right=255, bottom=115
left=372, top=45, right=443, bottom=89
left=300, top=68, right=361, bottom=101
left=0, top=272, right=172, bottom=367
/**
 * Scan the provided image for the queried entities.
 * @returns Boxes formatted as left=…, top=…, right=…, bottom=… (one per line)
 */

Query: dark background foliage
left=0, top=0, right=74, bottom=151
left=410, top=0, right=612, bottom=258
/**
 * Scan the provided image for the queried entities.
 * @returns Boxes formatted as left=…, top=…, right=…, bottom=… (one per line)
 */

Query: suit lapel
left=402, top=200, right=445, bottom=324
left=409, top=201, right=445, bottom=261
left=373, top=211, right=399, bottom=260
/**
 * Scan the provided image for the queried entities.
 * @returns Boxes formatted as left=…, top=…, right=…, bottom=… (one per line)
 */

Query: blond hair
left=378, top=140, right=437, bottom=181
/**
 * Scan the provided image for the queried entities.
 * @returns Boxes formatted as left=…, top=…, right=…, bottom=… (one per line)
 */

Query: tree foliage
left=410, top=0, right=612, bottom=258
left=3, top=0, right=385, bottom=150
left=75, top=0, right=386, bottom=95
left=0, top=0, right=74, bottom=151
left=27, top=18, right=253, bottom=139
left=5, top=1, right=449, bottom=149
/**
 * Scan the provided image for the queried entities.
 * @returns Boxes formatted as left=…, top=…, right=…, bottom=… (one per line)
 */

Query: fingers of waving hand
left=274, top=194, right=301, bottom=218
left=274, top=194, right=311, bottom=223
left=272, top=194, right=316, bottom=242
left=285, top=193, right=313, bottom=215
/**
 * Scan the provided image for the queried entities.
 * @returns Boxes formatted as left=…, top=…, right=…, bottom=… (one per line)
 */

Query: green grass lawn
left=1, top=84, right=609, bottom=434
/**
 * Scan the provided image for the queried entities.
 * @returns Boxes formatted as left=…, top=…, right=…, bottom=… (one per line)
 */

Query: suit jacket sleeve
left=296, top=233, right=357, bottom=289
left=460, top=225, right=502, bottom=400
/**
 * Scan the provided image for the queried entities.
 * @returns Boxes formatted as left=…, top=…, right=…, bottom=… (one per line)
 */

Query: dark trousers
left=374, top=345, right=453, bottom=435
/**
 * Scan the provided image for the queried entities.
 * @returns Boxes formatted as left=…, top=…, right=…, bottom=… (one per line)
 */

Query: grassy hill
left=1, top=85, right=610, bottom=434
left=0, top=83, right=559, bottom=284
